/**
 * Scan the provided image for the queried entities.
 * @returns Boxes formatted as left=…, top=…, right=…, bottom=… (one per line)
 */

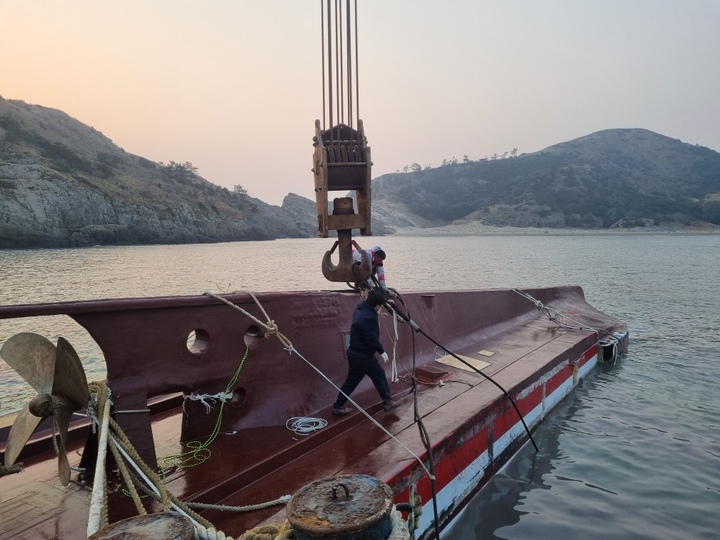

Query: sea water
left=1, top=234, right=719, bottom=539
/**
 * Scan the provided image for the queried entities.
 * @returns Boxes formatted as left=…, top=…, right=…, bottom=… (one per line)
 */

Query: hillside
left=373, top=128, right=720, bottom=229
left=0, top=96, right=318, bottom=248
left=2, top=95, right=719, bottom=249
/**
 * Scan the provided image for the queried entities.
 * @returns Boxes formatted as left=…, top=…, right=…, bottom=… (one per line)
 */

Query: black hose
left=407, top=314, right=441, bottom=540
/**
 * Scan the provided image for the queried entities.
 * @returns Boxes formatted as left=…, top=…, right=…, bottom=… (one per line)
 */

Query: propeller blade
left=56, top=430, right=71, bottom=486
left=54, top=403, right=73, bottom=448
left=0, top=333, right=57, bottom=394
left=4, top=404, right=43, bottom=467
left=54, top=404, right=73, bottom=485
left=53, top=337, right=89, bottom=409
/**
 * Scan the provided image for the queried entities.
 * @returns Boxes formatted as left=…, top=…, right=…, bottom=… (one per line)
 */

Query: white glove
left=381, top=352, right=389, bottom=363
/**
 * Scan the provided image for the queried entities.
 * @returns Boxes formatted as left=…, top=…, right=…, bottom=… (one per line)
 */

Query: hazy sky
left=2, top=1, right=719, bottom=205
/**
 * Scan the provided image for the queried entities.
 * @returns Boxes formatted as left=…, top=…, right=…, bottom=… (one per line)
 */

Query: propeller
left=1, top=332, right=90, bottom=485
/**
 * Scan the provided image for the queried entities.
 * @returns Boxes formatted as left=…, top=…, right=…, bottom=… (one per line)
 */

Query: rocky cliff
left=0, top=97, right=322, bottom=248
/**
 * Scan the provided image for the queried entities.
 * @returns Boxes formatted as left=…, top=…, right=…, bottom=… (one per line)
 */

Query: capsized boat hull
left=0, top=286, right=627, bottom=539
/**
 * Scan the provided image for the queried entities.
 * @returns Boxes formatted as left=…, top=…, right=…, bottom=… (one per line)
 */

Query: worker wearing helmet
left=352, top=241, right=388, bottom=293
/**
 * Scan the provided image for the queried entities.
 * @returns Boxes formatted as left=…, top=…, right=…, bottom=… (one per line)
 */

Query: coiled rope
left=286, top=417, right=328, bottom=436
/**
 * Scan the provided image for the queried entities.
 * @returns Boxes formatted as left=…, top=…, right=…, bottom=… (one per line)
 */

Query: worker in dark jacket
left=333, top=290, right=397, bottom=415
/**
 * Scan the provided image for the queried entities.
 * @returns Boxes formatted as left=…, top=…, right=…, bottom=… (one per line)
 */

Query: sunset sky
left=2, top=0, right=719, bottom=205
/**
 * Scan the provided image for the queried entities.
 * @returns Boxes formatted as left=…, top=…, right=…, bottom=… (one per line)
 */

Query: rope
left=162, top=347, right=249, bottom=469
left=406, top=489, right=423, bottom=534
left=204, top=289, right=434, bottom=480
left=108, top=418, right=173, bottom=512
left=287, top=343, right=434, bottom=480
left=108, top=429, right=148, bottom=515
left=285, top=417, right=328, bottom=436
left=512, top=288, right=625, bottom=360
left=107, top=430, right=291, bottom=540
left=381, top=309, right=400, bottom=383
left=187, top=495, right=291, bottom=513
left=187, top=391, right=234, bottom=413
left=107, top=430, right=215, bottom=530
left=83, top=379, right=410, bottom=540
left=233, top=508, right=409, bottom=540
left=388, top=509, right=411, bottom=540
left=87, top=382, right=112, bottom=536
left=237, top=520, right=294, bottom=540
left=83, top=378, right=291, bottom=540
left=204, top=291, right=293, bottom=350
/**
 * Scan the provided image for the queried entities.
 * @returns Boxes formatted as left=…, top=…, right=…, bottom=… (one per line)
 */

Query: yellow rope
left=187, top=496, right=291, bottom=513
left=86, top=381, right=293, bottom=540
left=107, top=431, right=147, bottom=515
left=89, top=382, right=410, bottom=540
left=237, top=521, right=293, bottom=540
left=109, top=428, right=214, bottom=528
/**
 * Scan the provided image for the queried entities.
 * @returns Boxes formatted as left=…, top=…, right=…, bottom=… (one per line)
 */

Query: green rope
left=162, top=346, right=250, bottom=469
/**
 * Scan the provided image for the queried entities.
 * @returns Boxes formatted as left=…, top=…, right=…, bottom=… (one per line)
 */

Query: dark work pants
left=334, top=352, right=392, bottom=407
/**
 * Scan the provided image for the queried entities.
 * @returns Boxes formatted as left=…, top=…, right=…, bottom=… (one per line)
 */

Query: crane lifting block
left=312, top=119, right=372, bottom=238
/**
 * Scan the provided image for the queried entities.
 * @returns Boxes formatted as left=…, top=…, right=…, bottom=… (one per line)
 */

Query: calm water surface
left=1, top=234, right=719, bottom=539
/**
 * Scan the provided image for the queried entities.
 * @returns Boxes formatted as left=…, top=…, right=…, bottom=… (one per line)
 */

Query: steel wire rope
left=354, top=0, right=360, bottom=133
left=324, top=0, right=334, bottom=131
left=286, top=343, right=434, bottom=479
left=334, top=0, right=340, bottom=130
left=320, top=0, right=326, bottom=128
left=345, top=0, right=353, bottom=128
left=338, top=0, right=344, bottom=125
left=204, top=289, right=435, bottom=480
left=511, top=288, right=626, bottom=362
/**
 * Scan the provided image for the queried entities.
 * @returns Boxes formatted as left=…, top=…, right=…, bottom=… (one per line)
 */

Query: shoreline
left=389, top=223, right=720, bottom=237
